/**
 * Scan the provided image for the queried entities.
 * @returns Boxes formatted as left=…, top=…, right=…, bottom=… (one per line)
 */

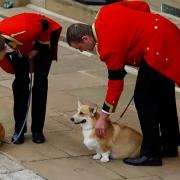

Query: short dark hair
left=0, top=35, right=5, bottom=51
left=66, top=23, right=92, bottom=45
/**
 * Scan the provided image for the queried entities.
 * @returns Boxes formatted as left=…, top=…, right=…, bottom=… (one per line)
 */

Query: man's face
left=0, top=49, right=5, bottom=61
left=70, top=35, right=95, bottom=52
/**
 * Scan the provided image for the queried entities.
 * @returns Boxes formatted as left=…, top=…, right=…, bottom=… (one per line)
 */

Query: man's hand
left=95, top=111, right=110, bottom=138
left=27, top=50, right=38, bottom=60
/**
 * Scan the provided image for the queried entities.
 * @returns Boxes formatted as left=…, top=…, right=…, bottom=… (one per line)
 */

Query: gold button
left=146, top=47, right=150, bottom=51
left=155, top=18, right=159, bottom=22
left=154, top=26, right=158, bottom=30
left=165, top=57, right=169, bottom=61
left=133, top=61, right=136, bottom=65
left=156, top=52, right=159, bottom=56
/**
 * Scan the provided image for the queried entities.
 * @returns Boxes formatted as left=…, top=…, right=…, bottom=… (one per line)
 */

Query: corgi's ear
left=89, top=104, right=98, bottom=117
left=78, top=100, right=82, bottom=109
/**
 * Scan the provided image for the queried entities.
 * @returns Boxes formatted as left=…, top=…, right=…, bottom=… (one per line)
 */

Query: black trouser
left=10, top=48, right=52, bottom=134
left=11, top=53, right=30, bottom=133
left=134, top=60, right=180, bottom=157
left=31, top=51, right=52, bottom=133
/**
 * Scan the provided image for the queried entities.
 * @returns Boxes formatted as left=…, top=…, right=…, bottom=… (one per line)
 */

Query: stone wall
left=1, top=0, right=180, bottom=10
left=30, top=0, right=45, bottom=8
left=0, top=0, right=29, bottom=7
left=46, top=0, right=98, bottom=23
left=44, top=0, right=180, bottom=24
left=145, top=0, right=180, bottom=11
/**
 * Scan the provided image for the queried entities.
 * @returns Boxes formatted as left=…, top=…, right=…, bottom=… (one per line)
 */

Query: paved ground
left=0, top=3, right=180, bottom=180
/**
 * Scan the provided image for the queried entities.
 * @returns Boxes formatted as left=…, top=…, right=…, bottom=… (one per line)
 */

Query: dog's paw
left=93, top=153, right=101, bottom=160
left=100, top=157, right=109, bottom=162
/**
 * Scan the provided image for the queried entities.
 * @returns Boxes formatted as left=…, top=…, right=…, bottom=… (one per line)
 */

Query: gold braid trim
left=91, top=23, right=100, bottom=57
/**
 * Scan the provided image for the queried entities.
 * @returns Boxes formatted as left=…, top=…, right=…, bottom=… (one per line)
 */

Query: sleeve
left=102, top=79, right=124, bottom=114
left=36, top=17, right=62, bottom=61
left=120, top=1, right=151, bottom=13
left=100, top=51, right=127, bottom=113
left=49, top=29, right=61, bottom=60
left=39, top=19, right=49, bottom=32
left=37, top=17, right=62, bottom=42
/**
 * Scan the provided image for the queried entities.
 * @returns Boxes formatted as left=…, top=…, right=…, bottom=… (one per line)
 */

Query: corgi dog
left=71, top=102, right=142, bottom=162
left=0, top=122, right=5, bottom=145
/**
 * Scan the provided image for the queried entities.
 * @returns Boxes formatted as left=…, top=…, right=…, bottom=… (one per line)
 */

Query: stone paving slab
left=0, top=84, right=12, bottom=98
left=24, top=156, right=124, bottom=180
left=43, top=116, right=71, bottom=132
left=0, top=95, right=13, bottom=125
left=0, top=79, right=13, bottom=90
left=46, top=130, right=92, bottom=157
left=127, top=177, right=162, bottom=180
left=0, top=153, right=23, bottom=174
left=53, top=49, right=103, bottom=75
left=46, top=90, right=82, bottom=113
left=1, top=138, right=69, bottom=162
left=0, top=152, right=45, bottom=179
left=0, top=71, right=13, bottom=81
left=161, top=173, right=180, bottom=180
left=48, top=72, right=106, bottom=91
left=101, top=157, right=180, bottom=179
left=0, top=169, right=45, bottom=180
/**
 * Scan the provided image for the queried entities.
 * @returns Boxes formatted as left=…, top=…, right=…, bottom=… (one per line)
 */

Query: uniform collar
left=92, top=23, right=100, bottom=57
left=92, top=23, right=97, bottom=43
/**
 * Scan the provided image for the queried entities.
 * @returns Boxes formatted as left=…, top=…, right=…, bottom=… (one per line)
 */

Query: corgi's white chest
left=82, top=129, right=99, bottom=150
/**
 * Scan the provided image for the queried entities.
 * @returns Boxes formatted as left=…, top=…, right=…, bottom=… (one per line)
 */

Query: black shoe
left=32, top=133, right=45, bottom=144
left=123, top=155, right=162, bottom=166
left=11, top=132, right=24, bottom=144
left=161, top=148, right=178, bottom=158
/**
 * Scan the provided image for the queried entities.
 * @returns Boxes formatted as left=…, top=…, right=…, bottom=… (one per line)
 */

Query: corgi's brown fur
left=0, top=123, right=5, bottom=145
left=71, top=102, right=142, bottom=162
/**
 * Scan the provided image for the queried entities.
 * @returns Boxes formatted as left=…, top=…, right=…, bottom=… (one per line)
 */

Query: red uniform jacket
left=0, top=13, right=62, bottom=74
left=92, top=1, right=180, bottom=113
